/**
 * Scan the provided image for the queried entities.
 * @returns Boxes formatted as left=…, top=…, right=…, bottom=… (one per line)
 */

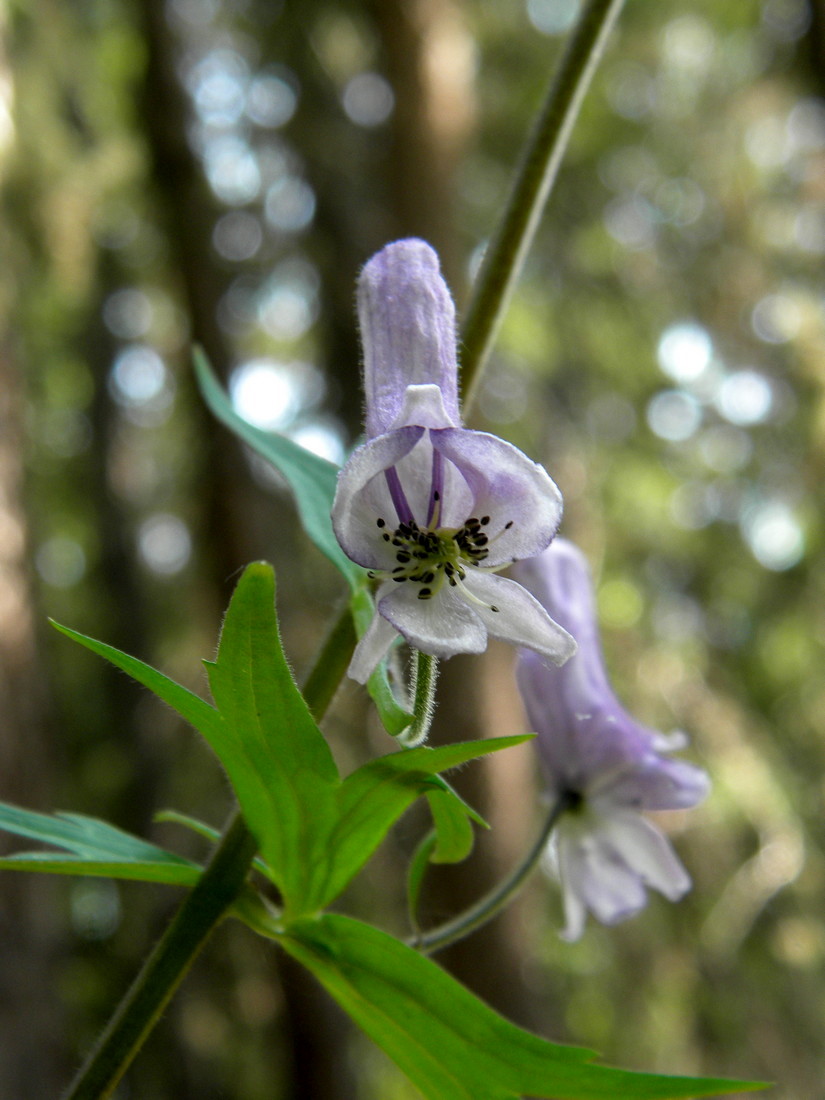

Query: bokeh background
left=0, top=0, right=823, bottom=1096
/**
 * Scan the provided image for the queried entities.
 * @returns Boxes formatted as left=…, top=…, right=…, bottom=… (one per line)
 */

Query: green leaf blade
left=281, top=914, right=766, bottom=1100
left=309, top=736, right=532, bottom=911
left=0, top=800, right=201, bottom=886
left=194, top=347, right=362, bottom=589
left=205, top=562, right=340, bottom=913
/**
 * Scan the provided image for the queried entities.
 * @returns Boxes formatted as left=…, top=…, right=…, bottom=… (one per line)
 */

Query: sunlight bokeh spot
left=342, top=73, right=394, bottom=127
left=109, top=346, right=167, bottom=406
left=35, top=535, right=87, bottom=588
left=526, top=0, right=581, bottom=36
left=716, top=370, right=773, bottom=426
left=231, top=359, right=305, bottom=430
left=741, top=501, right=804, bottom=571
left=647, top=389, right=702, bottom=442
left=103, top=289, right=154, bottom=340
left=657, top=322, right=713, bottom=383
left=246, top=70, right=298, bottom=129
left=264, top=176, right=316, bottom=232
left=137, top=514, right=192, bottom=576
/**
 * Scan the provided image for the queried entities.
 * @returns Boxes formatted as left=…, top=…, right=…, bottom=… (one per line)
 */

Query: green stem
left=63, top=602, right=354, bottom=1100
left=399, top=650, right=439, bottom=747
left=460, top=0, right=626, bottom=412
left=413, top=791, right=574, bottom=955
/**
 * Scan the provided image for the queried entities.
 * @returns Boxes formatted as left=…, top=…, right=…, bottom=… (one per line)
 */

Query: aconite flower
left=332, top=239, right=575, bottom=683
left=515, top=540, right=710, bottom=940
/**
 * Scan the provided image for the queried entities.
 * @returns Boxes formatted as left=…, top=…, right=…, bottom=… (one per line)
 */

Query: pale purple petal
left=378, top=582, right=488, bottom=659
left=332, top=426, right=423, bottom=566
left=461, top=573, right=576, bottom=665
left=431, top=429, right=563, bottom=565
left=358, top=240, right=460, bottom=439
left=348, top=596, right=400, bottom=683
left=514, top=539, right=613, bottom=711
left=605, top=754, right=710, bottom=811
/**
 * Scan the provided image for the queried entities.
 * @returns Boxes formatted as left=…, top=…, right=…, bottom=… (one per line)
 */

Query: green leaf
left=407, top=831, right=438, bottom=937
left=53, top=566, right=340, bottom=915
left=205, top=562, right=340, bottom=914
left=193, top=347, right=362, bottom=590
left=0, top=801, right=200, bottom=886
left=426, top=788, right=475, bottom=864
left=308, top=736, right=532, bottom=912
left=281, top=914, right=767, bottom=1100
left=49, top=619, right=230, bottom=761
left=154, top=810, right=274, bottom=879
left=350, top=586, right=413, bottom=736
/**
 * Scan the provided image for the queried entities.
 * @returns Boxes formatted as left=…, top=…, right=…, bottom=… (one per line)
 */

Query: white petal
left=461, top=573, right=576, bottom=664
left=378, top=582, right=487, bottom=659
left=597, top=808, right=692, bottom=901
left=331, top=426, right=423, bottom=567
left=348, top=602, right=399, bottom=683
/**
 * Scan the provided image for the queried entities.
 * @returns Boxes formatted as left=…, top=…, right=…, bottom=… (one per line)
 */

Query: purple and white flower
left=332, top=239, right=576, bottom=683
left=514, top=540, right=710, bottom=941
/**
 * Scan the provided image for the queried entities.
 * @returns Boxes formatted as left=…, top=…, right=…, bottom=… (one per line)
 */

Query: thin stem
left=460, top=0, right=626, bottom=413
left=399, top=650, right=439, bottom=747
left=63, top=602, right=354, bottom=1100
left=413, top=791, right=575, bottom=955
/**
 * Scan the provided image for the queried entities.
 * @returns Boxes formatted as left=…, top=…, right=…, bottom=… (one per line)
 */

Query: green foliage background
left=0, top=0, right=822, bottom=1097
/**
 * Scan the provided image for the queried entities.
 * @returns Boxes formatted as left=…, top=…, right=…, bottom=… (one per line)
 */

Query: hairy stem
left=63, top=603, right=354, bottom=1100
left=460, top=0, right=626, bottom=412
left=399, top=650, right=440, bottom=747
left=413, top=791, right=574, bottom=955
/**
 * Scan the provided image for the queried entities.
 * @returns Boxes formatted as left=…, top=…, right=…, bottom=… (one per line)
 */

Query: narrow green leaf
left=281, top=914, right=767, bottom=1100
left=0, top=856, right=200, bottom=886
left=194, top=347, right=362, bottom=589
left=50, top=620, right=223, bottom=746
left=205, top=562, right=340, bottom=913
left=155, top=809, right=274, bottom=879
left=308, top=736, right=532, bottom=911
left=0, top=801, right=200, bottom=886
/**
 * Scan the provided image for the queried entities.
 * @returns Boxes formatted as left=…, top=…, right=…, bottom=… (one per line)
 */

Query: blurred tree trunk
left=138, top=0, right=262, bottom=602
left=0, top=345, right=67, bottom=1097
left=370, top=0, right=476, bottom=290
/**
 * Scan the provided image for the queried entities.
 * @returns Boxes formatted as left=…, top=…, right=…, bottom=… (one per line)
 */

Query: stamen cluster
left=369, top=508, right=513, bottom=605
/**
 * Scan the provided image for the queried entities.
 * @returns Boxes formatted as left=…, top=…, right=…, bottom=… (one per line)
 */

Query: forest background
left=0, top=0, right=823, bottom=1097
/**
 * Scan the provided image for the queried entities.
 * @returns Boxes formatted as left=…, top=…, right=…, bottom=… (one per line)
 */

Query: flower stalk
left=399, top=650, right=440, bottom=747
left=412, top=791, right=576, bottom=956
left=460, top=0, right=626, bottom=411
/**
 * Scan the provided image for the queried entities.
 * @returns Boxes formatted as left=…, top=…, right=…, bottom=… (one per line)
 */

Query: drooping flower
left=514, top=539, right=710, bottom=941
left=332, top=239, right=576, bottom=683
